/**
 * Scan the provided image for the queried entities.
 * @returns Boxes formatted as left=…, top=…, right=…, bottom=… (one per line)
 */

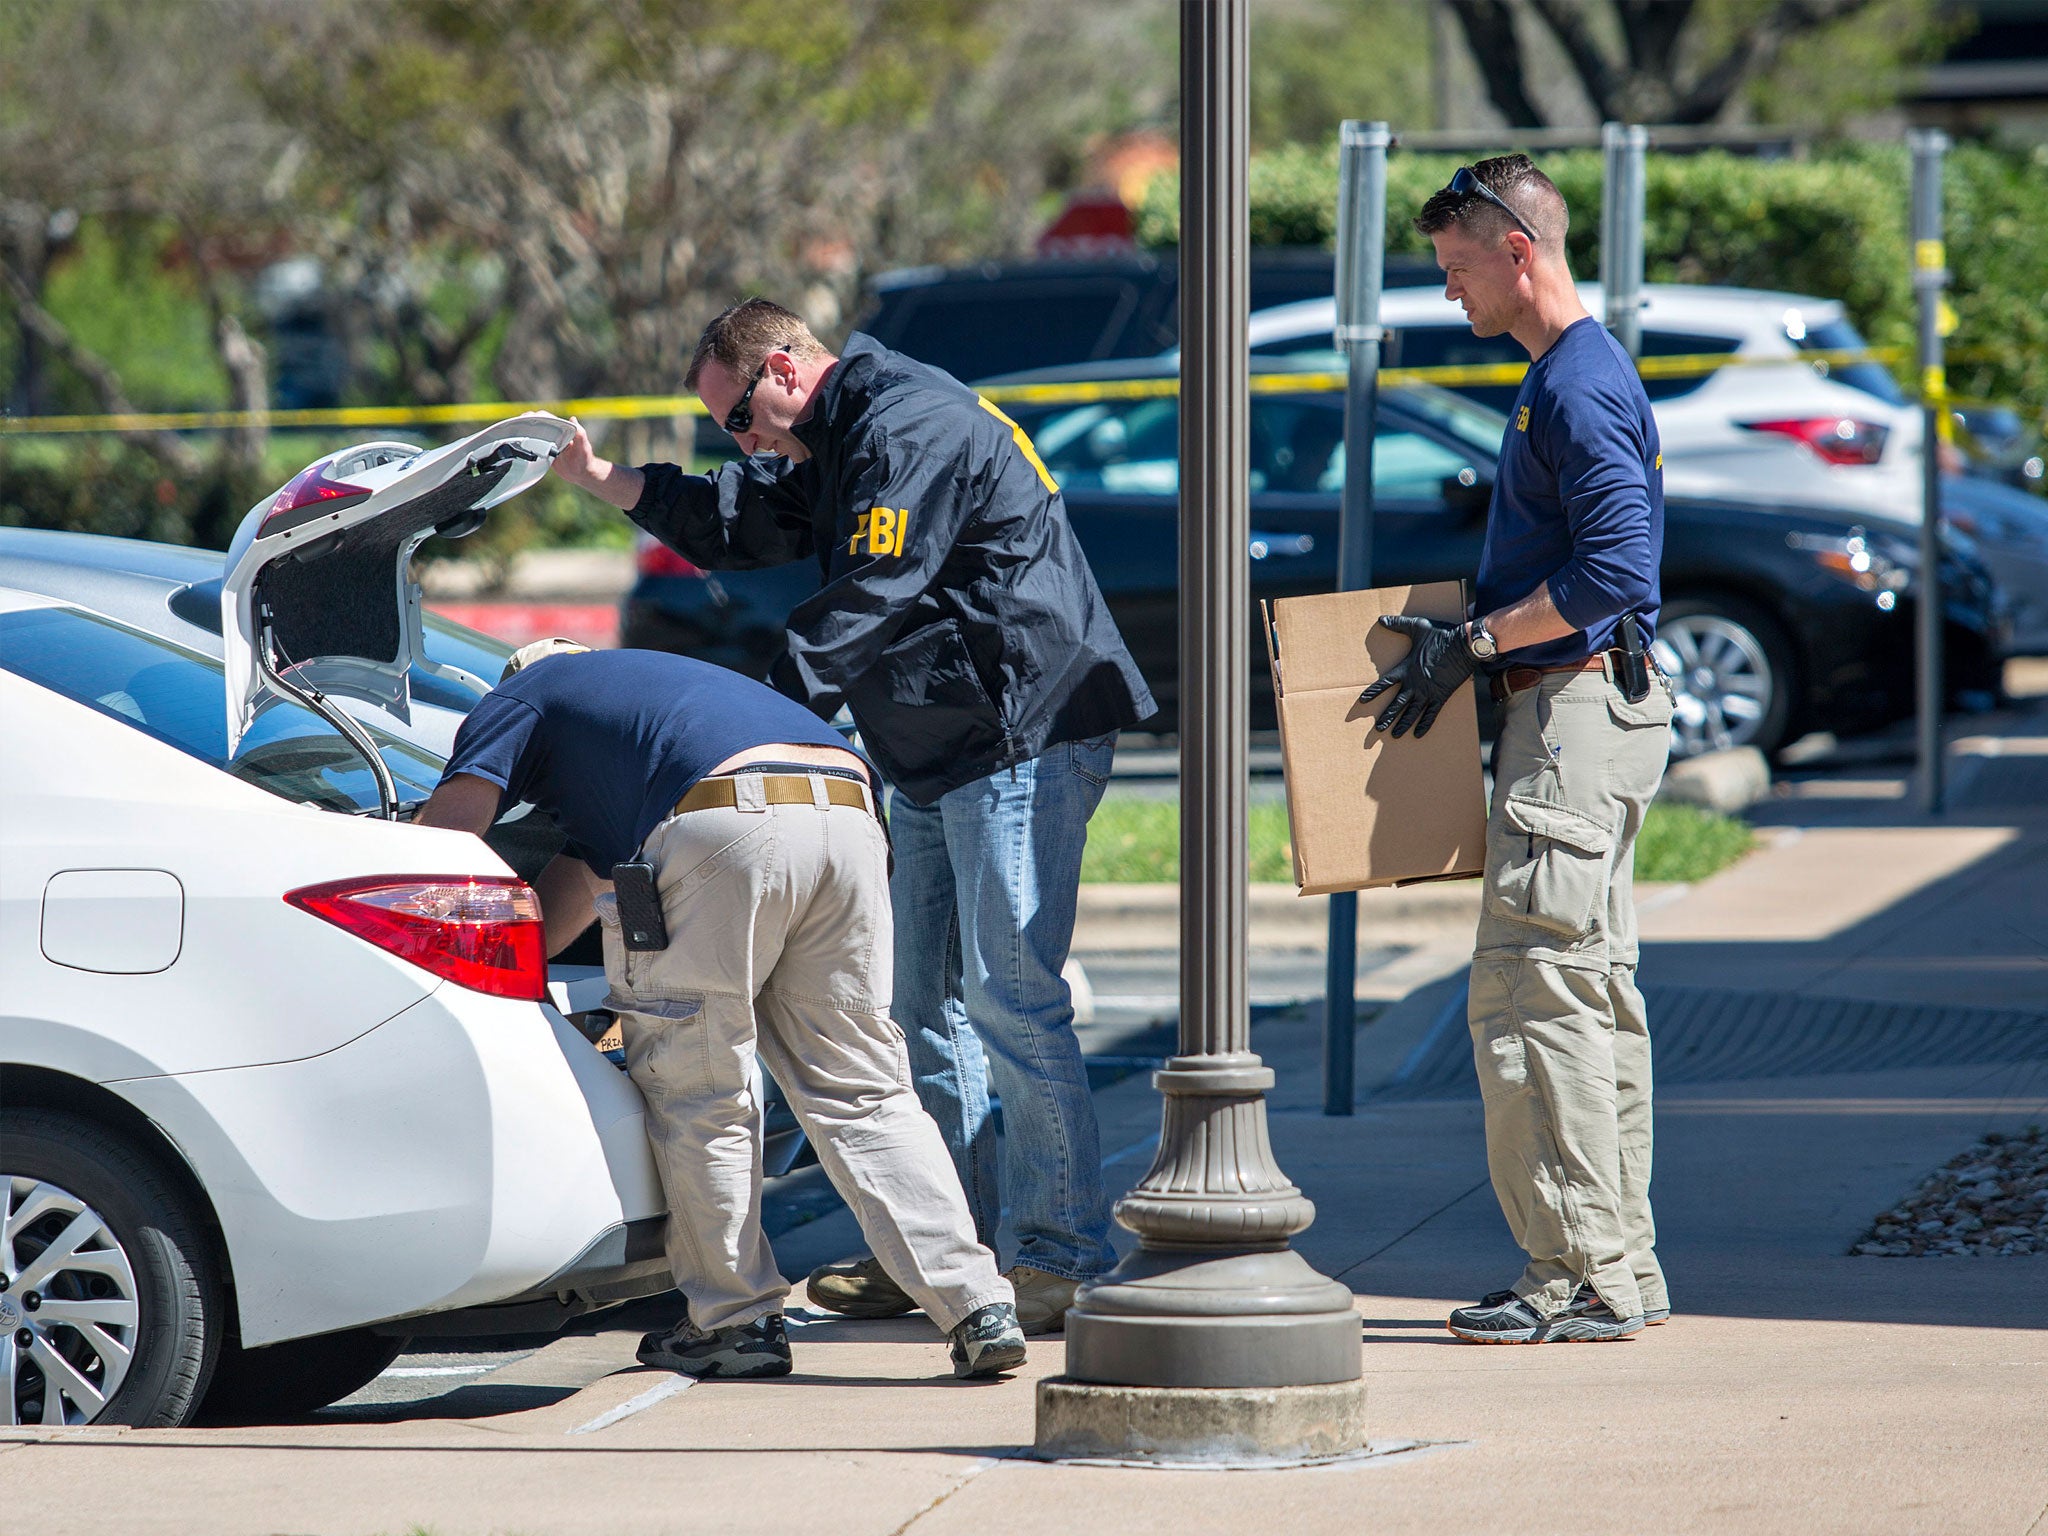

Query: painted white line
left=567, top=1374, right=694, bottom=1434
left=381, top=1364, right=492, bottom=1379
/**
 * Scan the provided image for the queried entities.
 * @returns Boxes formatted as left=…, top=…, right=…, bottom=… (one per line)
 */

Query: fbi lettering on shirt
left=849, top=506, right=911, bottom=558
left=1516, top=406, right=1530, bottom=432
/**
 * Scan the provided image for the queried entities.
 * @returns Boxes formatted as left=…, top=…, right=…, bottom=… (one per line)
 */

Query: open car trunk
left=220, top=415, right=576, bottom=791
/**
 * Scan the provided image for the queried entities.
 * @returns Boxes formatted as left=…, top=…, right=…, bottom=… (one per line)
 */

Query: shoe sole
left=804, top=1278, right=916, bottom=1319
left=953, top=1339, right=1029, bottom=1379
left=1445, top=1315, right=1646, bottom=1344
left=1017, top=1313, right=1066, bottom=1338
left=636, top=1347, right=793, bottom=1378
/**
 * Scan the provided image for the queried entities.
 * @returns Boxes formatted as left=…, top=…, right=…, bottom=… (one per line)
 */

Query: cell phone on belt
left=610, top=860, right=669, bottom=952
left=1616, top=613, right=1653, bottom=705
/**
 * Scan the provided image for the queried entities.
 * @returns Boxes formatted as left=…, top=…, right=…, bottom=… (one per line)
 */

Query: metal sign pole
left=1322, top=120, right=1389, bottom=1117
left=1911, top=129, right=1949, bottom=817
left=1601, top=123, right=1647, bottom=358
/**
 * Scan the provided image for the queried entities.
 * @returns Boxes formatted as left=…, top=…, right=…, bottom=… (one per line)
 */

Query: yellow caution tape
left=0, top=395, right=706, bottom=437
left=1915, top=239, right=1946, bottom=271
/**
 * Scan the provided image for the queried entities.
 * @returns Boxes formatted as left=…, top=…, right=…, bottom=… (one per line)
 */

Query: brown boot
left=805, top=1255, right=915, bottom=1318
left=1002, top=1265, right=1079, bottom=1336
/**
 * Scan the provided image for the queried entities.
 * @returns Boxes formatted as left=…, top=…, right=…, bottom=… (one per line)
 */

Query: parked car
left=852, top=248, right=1441, bottom=387
left=623, top=364, right=2005, bottom=760
left=1240, top=283, right=1929, bottom=527
left=0, top=418, right=683, bottom=1430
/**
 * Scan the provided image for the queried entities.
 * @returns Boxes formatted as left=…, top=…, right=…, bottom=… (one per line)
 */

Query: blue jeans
left=888, top=735, right=1119, bottom=1282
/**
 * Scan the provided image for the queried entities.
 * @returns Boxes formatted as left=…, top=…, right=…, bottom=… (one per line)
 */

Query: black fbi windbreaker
left=627, top=335, right=1157, bottom=804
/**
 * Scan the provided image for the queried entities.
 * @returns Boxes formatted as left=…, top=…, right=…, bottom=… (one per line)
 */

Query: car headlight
left=1786, top=525, right=1917, bottom=607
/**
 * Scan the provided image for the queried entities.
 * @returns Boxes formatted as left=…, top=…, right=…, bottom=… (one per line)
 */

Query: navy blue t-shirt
left=440, top=649, right=869, bottom=871
left=1476, top=316, right=1663, bottom=668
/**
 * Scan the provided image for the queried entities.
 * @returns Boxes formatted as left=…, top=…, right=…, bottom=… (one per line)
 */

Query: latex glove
left=1357, top=614, right=1477, bottom=739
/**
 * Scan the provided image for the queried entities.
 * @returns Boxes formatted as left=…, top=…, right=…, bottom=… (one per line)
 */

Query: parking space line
left=567, top=1375, right=694, bottom=1434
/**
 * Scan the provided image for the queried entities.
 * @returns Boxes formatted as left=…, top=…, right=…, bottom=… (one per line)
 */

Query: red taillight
left=1740, top=417, right=1889, bottom=467
left=264, top=461, right=370, bottom=530
left=636, top=535, right=704, bottom=578
left=285, top=876, right=548, bottom=1001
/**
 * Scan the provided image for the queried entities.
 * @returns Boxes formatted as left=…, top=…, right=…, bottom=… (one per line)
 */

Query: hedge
left=1138, top=141, right=2048, bottom=411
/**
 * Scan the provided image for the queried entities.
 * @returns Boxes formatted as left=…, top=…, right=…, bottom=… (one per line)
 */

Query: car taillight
left=285, top=876, right=547, bottom=1001
left=636, top=536, right=704, bottom=578
left=1740, top=417, right=1889, bottom=467
left=263, top=460, right=371, bottom=531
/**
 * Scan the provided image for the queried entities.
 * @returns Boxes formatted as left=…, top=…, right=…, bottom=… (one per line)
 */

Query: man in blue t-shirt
left=413, top=640, right=1026, bottom=1381
left=1363, top=156, right=1676, bottom=1345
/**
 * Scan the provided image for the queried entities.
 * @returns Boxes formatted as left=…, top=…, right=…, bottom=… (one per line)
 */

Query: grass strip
left=1081, top=793, right=1754, bottom=886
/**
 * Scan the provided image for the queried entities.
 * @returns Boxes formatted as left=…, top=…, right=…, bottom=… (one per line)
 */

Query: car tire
left=1, top=1110, right=223, bottom=1427
left=198, top=1327, right=410, bottom=1422
left=1654, top=594, right=1797, bottom=760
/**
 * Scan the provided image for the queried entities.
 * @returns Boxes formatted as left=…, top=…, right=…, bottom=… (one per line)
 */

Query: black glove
left=1357, top=614, right=1477, bottom=739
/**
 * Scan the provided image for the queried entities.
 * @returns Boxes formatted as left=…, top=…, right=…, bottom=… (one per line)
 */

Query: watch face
left=1472, top=629, right=1497, bottom=658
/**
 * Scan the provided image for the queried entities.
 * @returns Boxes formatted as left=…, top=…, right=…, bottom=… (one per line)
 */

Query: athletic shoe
left=637, top=1313, right=793, bottom=1377
left=1002, top=1266, right=1079, bottom=1337
left=805, top=1255, right=916, bottom=1318
left=1445, top=1285, right=1644, bottom=1344
left=949, top=1302, right=1028, bottom=1379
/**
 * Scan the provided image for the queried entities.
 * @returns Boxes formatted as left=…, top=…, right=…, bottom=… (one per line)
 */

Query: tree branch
left=1445, top=0, right=1551, bottom=127
left=1527, top=0, right=1623, bottom=119
left=1674, top=0, right=1878, bottom=122
left=0, top=254, right=202, bottom=475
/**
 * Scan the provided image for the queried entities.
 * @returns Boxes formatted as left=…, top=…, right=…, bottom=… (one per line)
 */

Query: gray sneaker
left=637, top=1313, right=793, bottom=1377
left=805, top=1255, right=915, bottom=1318
left=1446, top=1286, right=1643, bottom=1344
left=949, top=1302, right=1028, bottom=1379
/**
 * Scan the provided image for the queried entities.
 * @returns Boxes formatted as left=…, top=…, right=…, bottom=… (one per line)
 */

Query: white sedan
left=0, top=417, right=668, bottom=1428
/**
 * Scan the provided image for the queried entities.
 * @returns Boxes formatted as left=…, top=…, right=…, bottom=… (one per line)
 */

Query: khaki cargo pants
left=1469, top=666, right=1675, bottom=1323
left=596, top=773, right=1011, bottom=1336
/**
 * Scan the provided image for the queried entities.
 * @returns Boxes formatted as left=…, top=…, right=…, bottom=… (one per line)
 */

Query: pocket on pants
left=1486, top=793, right=1615, bottom=940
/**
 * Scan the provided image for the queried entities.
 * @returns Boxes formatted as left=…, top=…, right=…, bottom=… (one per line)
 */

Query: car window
left=1637, top=330, right=1741, bottom=402
left=1388, top=327, right=1526, bottom=412
left=1792, top=317, right=1907, bottom=406
left=0, top=606, right=445, bottom=813
left=1023, top=398, right=1180, bottom=493
left=884, top=283, right=1140, bottom=384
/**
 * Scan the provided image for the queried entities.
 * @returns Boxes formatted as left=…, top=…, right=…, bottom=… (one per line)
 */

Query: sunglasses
left=1443, top=166, right=1537, bottom=242
left=722, top=361, right=770, bottom=436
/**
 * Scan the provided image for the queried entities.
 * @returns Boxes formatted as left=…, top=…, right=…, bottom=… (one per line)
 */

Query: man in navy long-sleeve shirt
left=1364, top=155, right=1676, bottom=1345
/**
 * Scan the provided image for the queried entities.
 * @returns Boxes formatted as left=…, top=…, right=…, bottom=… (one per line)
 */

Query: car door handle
left=1249, top=531, right=1316, bottom=560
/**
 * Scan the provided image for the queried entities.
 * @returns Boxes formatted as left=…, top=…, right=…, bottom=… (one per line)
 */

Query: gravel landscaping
left=1852, top=1128, right=2048, bottom=1257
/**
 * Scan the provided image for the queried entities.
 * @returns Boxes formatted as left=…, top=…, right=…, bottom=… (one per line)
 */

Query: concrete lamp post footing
left=1035, top=1377, right=1369, bottom=1466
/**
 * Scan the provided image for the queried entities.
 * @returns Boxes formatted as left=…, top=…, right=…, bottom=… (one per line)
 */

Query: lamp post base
left=1035, top=1377, right=1368, bottom=1465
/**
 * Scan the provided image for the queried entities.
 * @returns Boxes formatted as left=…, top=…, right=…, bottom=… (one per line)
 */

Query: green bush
left=1141, top=141, right=2046, bottom=409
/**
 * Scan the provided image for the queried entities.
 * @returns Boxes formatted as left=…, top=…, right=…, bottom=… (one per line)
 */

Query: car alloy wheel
left=2, top=1174, right=140, bottom=1425
left=1653, top=611, right=1777, bottom=759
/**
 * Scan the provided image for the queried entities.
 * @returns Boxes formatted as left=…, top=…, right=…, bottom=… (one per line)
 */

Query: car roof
left=0, top=530, right=227, bottom=649
left=1246, top=283, right=1851, bottom=348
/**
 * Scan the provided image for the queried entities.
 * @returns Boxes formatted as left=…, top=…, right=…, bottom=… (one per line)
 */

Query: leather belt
left=674, top=773, right=875, bottom=818
left=1489, top=652, right=1614, bottom=705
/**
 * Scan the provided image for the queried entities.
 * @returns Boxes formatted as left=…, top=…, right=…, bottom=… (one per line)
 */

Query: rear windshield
left=1793, top=317, right=1907, bottom=406
left=0, top=606, right=445, bottom=813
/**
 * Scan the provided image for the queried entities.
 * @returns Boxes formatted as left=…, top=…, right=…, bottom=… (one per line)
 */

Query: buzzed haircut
left=684, top=298, right=831, bottom=391
left=1413, top=154, right=1568, bottom=254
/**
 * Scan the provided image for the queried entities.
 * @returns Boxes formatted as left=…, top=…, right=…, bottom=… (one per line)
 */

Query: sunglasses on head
left=722, top=360, right=770, bottom=436
left=1443, top=166, right=1538, bottom=242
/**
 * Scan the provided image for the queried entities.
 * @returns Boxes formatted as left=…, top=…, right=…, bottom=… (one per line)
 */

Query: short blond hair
left=684, top=298, right=830, bottom=391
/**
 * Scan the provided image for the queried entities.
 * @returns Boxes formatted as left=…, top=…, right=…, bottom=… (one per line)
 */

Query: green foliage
left=36, top=220, right=228, bottom=412
left=1143, top=142, right=2048, bottom=408
left=0, top=440, right=266, bottom=553
left=1251, top=0, right=1433, bottom=153
left=1632, top=803, right=1756, bottom=884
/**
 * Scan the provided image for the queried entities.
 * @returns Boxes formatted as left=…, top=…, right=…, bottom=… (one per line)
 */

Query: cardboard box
left=1263, top=582, right=1488, bottom=895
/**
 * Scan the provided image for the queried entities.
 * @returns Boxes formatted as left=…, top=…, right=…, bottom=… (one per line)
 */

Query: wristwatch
left=1464, top=618, right=1499, bottom=661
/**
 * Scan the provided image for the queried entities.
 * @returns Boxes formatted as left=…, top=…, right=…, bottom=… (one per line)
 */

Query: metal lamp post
left=1911, top=128, right=1948, bottom=818
left=1036, top=0, right=1365, bottom=1465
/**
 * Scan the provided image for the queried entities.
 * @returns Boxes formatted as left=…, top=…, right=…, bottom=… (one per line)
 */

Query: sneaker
left=949, top=1302, right=1028, bottom=1379
left=1445, top=1286, right=1644, bottom=1344
left=1002, top=1266, right=1079, bottom=1337
left=637, top=1313, right=793, bottom=1377
left=805, top=1255, right=915, bottom=1319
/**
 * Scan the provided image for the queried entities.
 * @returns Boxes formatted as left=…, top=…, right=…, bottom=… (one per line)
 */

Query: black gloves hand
left=1356, top=614, right=1477, bottom=739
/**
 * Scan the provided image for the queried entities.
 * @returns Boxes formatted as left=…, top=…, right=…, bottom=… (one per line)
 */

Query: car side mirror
left=1442, top=468, right=1490, bottom=520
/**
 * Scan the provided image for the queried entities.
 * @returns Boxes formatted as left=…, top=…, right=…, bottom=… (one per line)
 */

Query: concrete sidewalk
left=8, top=708, right=2048, bottom=1535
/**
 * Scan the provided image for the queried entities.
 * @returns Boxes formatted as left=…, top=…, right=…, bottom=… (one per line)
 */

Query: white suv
left=0, top=418, right=670, bottom=1429
left=1244, top=283, right=1924, bottom=524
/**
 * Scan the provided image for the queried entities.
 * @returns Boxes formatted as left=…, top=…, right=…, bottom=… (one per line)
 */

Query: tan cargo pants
left=596, top=773, right=1011, bottom=1335
left=1469, top=666, right=1675, bottom=1323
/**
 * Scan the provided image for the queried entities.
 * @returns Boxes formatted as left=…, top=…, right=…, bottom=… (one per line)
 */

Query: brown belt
left=1489, top=652, right=1613, bottom=704
left=673, top=773, right=875, bottom=818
